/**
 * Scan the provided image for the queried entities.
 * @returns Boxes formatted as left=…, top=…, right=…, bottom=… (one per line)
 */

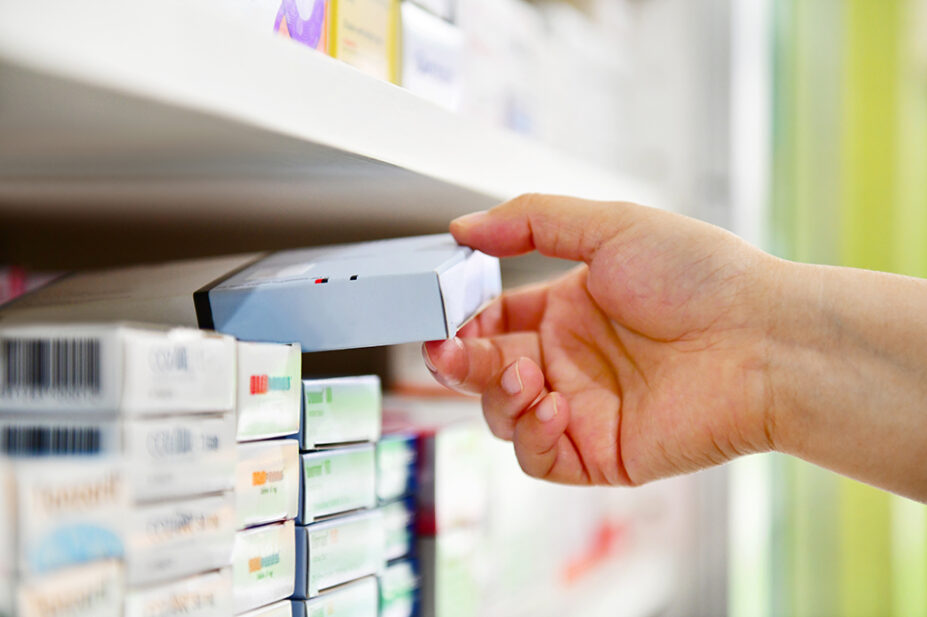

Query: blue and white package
left=0, top=458, right=127, bottom=577
left=376, top=433, right=418, bottom=504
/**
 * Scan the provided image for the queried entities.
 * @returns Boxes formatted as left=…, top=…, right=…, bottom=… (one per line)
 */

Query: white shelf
left=0, top=0, right=661, bottom=230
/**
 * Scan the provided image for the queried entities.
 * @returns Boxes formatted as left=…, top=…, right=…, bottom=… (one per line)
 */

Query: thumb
left=450, top=193, right=645, bottom=262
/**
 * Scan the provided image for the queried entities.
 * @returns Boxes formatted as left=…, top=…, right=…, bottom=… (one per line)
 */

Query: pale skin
left=422, top=194, right=927, bottom=503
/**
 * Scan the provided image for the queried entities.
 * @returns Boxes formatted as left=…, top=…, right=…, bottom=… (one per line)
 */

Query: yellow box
left=329, top=0, right=400, bottom=82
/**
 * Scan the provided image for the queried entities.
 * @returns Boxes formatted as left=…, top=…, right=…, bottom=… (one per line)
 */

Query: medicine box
left=381, top=498, right=415, bottom=562
left=0, top=235, right=501, bottom=353
left=1, top=559, right=124, bottom=617
left=400, top=1, right=464, bottom=110
left=124, top=568, right=232, bottom=617
left=378, top=559, right=419, bottom=617
left=293, top=509, right=384, bottom=599
left=127, top=493, right=235, bottom=586
left=236, top=341, right=302, bottom=442
left=298, top=445, right=376, bottom=523
left=236, top=439, right=300, bottom=529
left=236, top=598, right=291, bottom=617
left=0, top=324, right=235, bottom=415
left=292, top=576, right=378, bottom=617
left=330, top=0, right=400, bottom=82
left=301, top=376, right=381, bottom=449
left=376, top=432, right=417, bottom=504
left=0, top=458, right=127, bottom=577
left=0, top=412, right=237, bottom=502
left=231, top=520, right=297, bottom=614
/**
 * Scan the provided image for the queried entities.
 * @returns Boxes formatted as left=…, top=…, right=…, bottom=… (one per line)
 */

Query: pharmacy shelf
left=0, top=0, right=661, bottom=232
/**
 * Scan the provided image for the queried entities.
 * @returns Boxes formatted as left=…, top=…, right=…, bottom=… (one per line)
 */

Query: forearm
left=767, top=260, right=927, bottom=501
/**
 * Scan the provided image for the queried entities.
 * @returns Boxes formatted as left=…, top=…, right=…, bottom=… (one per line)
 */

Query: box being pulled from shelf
left=294, top=509, right=384, bottom=599
left=124, top=568, right=232, bottom=617
left=231, top=520, right=297, bottom=614
left=298, top=444, right=376, bottom=524
left=0, top=457, right=127, bottom=579
left=1, top=559, right=125, bottom=617
left=0, top=412, right=237, bottom=503
left=292, top=576, right=379, bottom=617
left=0, top=235, right=501, bottom=353
left=127, top=493, right=235, bottom=586
left=236, top=439, right=300, bottom=529
left=236, top=341, right=302, bottom=442
left=301, top=376, right=381, bottom=450
left=0, top=323, right=235, bottom=415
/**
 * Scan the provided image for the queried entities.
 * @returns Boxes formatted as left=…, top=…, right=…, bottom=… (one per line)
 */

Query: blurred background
left=2, top=0, right=926, bottom=615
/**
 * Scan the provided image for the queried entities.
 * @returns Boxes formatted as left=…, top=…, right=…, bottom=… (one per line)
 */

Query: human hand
left=423, top=194, right=782, bottom=486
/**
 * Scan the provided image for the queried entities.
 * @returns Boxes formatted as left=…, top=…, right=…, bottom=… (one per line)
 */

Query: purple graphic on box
left=275, top=0, right=327, bottom=49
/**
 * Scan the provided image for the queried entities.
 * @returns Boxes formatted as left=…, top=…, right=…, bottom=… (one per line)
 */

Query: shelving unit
left=0, top=0, right=660, bottom=255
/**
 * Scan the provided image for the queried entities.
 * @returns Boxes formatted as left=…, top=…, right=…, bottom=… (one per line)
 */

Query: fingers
left=480, top=357, right=546, bottom=439
left=457, top=281, right=551, bottom=338
left=512, top=392, right=574, bottom=481
left=450, top=193, right=644, bottom=262
left=422, top=333, right=541, bottom=394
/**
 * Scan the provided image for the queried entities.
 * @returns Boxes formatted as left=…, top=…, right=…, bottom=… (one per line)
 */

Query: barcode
left=0, top=338, right=101, bottom=397
left=1, top=425, right=102, bottom=455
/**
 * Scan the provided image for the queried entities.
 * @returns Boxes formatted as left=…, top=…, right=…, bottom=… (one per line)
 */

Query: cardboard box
left=273, top=0, right=331, bottom=51
left=0, top=235, right=501, bottom=352
left=236, top=599, right=290, bottom=617
left=1, top=412, right=237, bottom=502
left=0, top=458, right=126, bottom=577
left=417, top=528, right=482, bottom=617
left=292, top=576, right=378, bottom=617
left=236, top=342, right=302, bottom=442
left=124, top=568, right=232, bottom=617
left=301, top=376, right=381, bottom=449
left=379, top=559, right=419, bottom=617
left=408, top=0, right=454, bottom=21
left=231, top=521, right=296, bottom=614
left=330, top=0, right=400, bottom=82
left=383, top=397, right=489, bottom=534
left=236, top=439, right=300, bottom=529
left=298, top=445, right=376, bottom=523
left=376, top=432, right=417, bottom=503
left=381, top=498, right=414, bottom=562
left=0, top=324, right=235, bottom=416
left=127, top=493, right=235, bottom=586
left=1, top=560, right=124, bottom=617
left=293, top=510, right=384, bottom=599
left=400, top=1, right=464, bottom=110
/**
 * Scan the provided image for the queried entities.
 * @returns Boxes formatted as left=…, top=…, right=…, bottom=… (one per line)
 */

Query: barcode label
left=1, top=338, right=101, bottom=398
left=1, top=425, right=103, bottom=455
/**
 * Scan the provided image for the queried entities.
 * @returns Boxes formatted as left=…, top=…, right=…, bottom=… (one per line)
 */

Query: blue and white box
left=0, top=235, right=501, bottom=352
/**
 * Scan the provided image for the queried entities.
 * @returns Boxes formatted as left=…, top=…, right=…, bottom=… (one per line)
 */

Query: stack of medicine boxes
left=231, top=342, right=303, bottom=616
left=376, top=422, right=420, bottom=617
left=291, top=375, right=383, bottom=617
left=0, top=323, right=239, bottom=617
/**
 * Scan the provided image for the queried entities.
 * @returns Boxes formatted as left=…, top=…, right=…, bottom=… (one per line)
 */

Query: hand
left=423, top=194, right=781, bottom=486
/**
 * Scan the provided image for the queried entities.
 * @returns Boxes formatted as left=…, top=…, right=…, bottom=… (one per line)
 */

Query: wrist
left=759, top=258, right=830, bottom=457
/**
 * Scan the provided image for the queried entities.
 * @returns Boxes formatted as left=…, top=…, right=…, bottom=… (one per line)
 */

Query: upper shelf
left=0, top=0, right=662, bottom=230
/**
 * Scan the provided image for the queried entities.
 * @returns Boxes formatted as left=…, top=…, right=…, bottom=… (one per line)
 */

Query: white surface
left=0, top=0, right=662, bottom=228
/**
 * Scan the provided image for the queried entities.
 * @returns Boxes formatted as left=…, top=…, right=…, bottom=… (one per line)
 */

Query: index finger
left=450, top=193, right=644, bottom=262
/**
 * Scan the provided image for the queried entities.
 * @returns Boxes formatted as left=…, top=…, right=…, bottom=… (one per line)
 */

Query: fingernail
left=422, top=344, right=437, bottom=373
left=500, top=361, right=523, bottom=395
left=536, top=396, right=558, bottom=423
left=451, top=211, right=489, bottom=229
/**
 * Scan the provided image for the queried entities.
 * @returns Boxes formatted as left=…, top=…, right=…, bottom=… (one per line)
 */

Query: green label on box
left=302, top=446, right=376, bottom=521
left=301, top=377, right=381, bottom=448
